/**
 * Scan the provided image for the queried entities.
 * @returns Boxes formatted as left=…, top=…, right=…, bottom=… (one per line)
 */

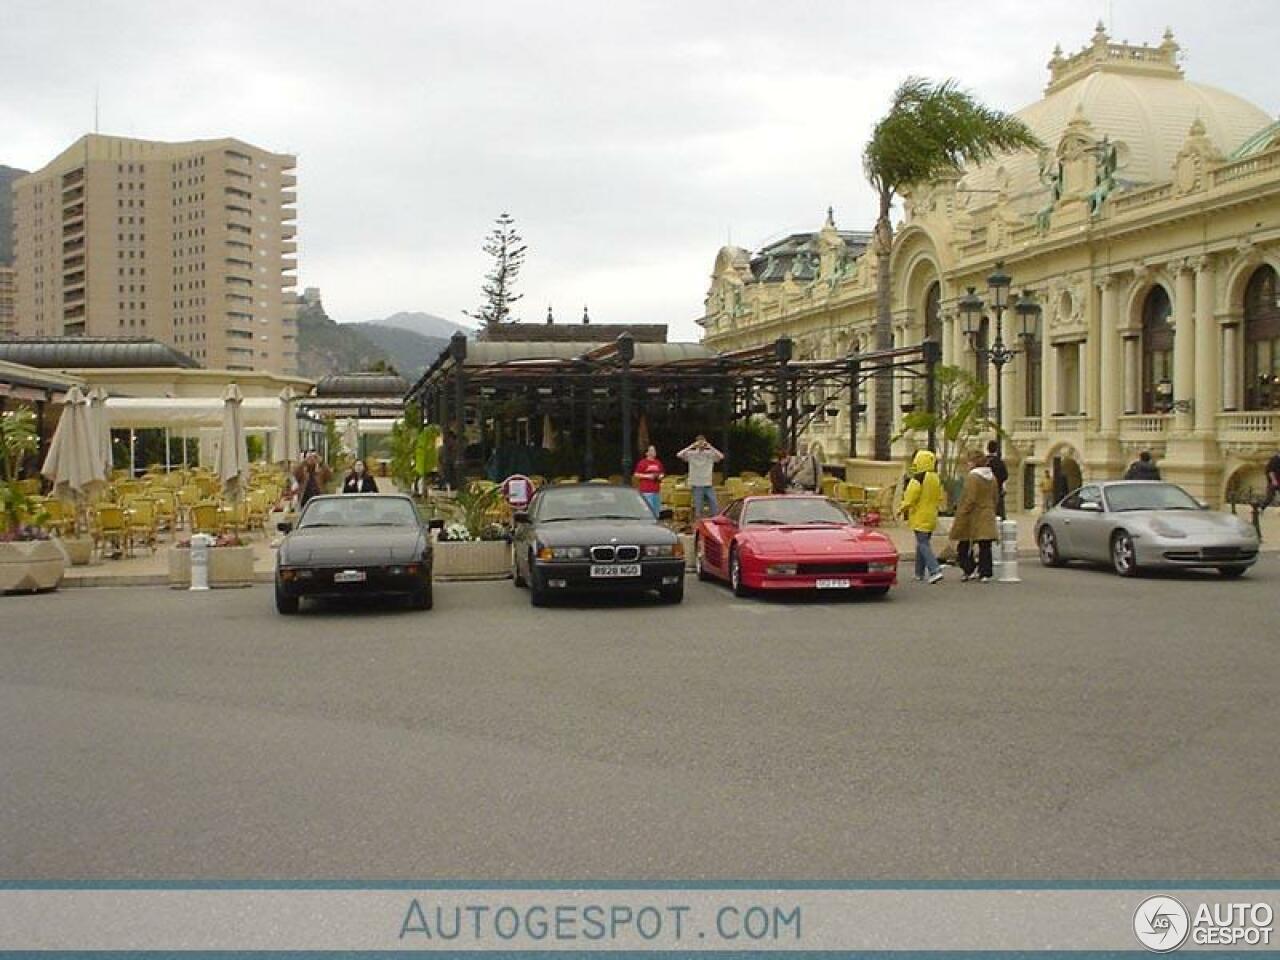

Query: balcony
left=281, top=240, right=296, bottom=254
left=61, top=186, right=84, bottom=206
left=280, top=190, right=296, bottom=205
left=225, top=257, right=253, bottom=269
left=62, top=238, right=85, bottom=255
left=225, top=186, right=252, bottom=201
left=281, top=257, right=297, bottom=273
left=1217, top=411, right=1280, bottom=453
left=62, top=270, right=86, bottom=287
left=280, top=206, right=296, bottom=222
left=1118, top=413, right=1171, bottom=444
left=61, top=168, right=85, bottom=188
left=225, top=149, right=252, bottom=165
left=1047, top=414, right=1088, bottom=433
left=281, top=174, right=296, bottom=188
left=281, top=225, right=296, bottom=239
left=62, top=255, right=85, bottom=271
left=63, top=286, right=86, bottom=305
left=62, top=220, right=85, bottom=240
left=225, top=166, right=252, bottom=181
left=226, top=292, right=253, bottom=304
left=1012, top=416, right=1043, bottom=436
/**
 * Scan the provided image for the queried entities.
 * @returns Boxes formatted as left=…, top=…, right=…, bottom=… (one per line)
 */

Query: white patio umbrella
left=215, top=383, right=250, bottom=502
left=86, top=386, right=113, bottom=478
left=541, top=412, right=557, bottom=451
left=277, top=387, right=297, bottom=465
left=41, top=385, right=106, bottom=528
left=342, top=417, right=359, bottom=461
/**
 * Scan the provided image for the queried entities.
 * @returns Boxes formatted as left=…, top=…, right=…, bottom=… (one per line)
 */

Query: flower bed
left=0, top=539, right=66, bottom=594
left=167, top=535, right=256, bottom=589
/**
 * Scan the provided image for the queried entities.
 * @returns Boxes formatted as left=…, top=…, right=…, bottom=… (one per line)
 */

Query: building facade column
left=1221, top=321, right=1239, bottom=412
left=1098, top=277, right=1120, bottom=432
left=941, top=313, right=954, bottom=366
left=1123, top=334, right=1140, bottom=414
left=1173, top=262, right=1195, bottom=432
left=1193, top=257, right=1219, bottom=433
left=1077, top=340, right=1088, bottom=415
left=1041, top=327, right=1058, bottom=418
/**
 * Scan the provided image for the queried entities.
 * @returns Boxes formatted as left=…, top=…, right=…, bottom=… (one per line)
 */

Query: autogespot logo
left=1134, top=896, right=1191, bottom=952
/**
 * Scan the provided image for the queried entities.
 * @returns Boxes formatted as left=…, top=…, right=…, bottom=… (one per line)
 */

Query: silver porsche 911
left=1034, top=480, right=1260, bottom=577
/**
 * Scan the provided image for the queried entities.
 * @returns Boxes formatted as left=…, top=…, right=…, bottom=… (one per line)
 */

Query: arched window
left=1140, top=286, right=1173, bottom=413
left=1244, top=265, right=1280, bottom=410
left=923, top=281, right=941, bottom=344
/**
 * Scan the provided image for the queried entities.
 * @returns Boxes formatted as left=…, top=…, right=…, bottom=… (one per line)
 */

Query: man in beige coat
left=949, top=449, right=999, bottom=582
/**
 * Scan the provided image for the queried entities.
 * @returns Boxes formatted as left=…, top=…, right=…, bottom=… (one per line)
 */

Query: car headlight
left=643, top=543, right=684, bottom=558
left=1148, top=518, right=1187, bottom=538
left=537, top=545, right=586, bottom=560
left=766, top=563, right=797, bottom=575
left=868, top=560, right=897, bottom=572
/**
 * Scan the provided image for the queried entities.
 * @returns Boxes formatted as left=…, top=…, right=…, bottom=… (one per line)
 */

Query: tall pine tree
left=465, top=212, right=527, bottom=326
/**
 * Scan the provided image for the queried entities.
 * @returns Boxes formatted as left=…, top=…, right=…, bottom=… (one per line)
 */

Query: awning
left=104, top=396, right=290, bottom=430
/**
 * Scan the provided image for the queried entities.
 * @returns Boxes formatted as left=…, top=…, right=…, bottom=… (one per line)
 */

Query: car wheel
left=1038, top=526, right=1065, bottom=567
left=695, top=536, right=712, bottom=582
left=659, top=578, right=685, bottom=604
left=275, top=581, right=299, bottom=615
left=1111, top=531, right=1138, bottom=577
left=411, top=581, right=433, bottom=610
left=729, top=547, right=751, bottom=597
left=529, top=566, right=550, bottom=607
left=513, top=550, right=528, bottom=588
left=1218, top=565, right=1248, bottom=578
left=863, top=585, right=891, bottom=598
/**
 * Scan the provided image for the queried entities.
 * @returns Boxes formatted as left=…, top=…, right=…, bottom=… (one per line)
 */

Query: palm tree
left=863, top=78, right=1041, bottom=460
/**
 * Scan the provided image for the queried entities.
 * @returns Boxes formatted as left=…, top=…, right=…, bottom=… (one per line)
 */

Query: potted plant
left=167, top=532, right=256, bottom=588
left=0, top=409, right=65, bottom=593
left=433, top=481, right=511, bottom=579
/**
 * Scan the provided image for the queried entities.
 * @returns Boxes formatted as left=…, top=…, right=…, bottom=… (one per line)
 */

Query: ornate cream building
left=698, top=26, right=1280, bottom=508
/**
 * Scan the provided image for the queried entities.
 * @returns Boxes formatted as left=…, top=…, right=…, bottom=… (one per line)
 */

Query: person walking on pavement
left=1123, top=449, right=1162, bottom=481
left=1039, top=468, right=1055, bottom=512
left=341, top=459, right=379, bottom=493
left=293, top=450, right=331, bottom=509
left=1260, top=449, right=1280, bottom=512
left=633, top=445, right=665, bottom=516
left=900, top=449, right=945, bottom=583
left=678, top=434, right=724, bottom=519
left=986, top=439, right=1008, bottom=519
left=950, top=449, right=999, bottom=582
left=788, top=441, right=822, bottom=493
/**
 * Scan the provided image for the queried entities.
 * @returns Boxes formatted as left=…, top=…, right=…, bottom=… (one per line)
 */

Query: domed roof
left=960, top=26, right=1272, bottom=207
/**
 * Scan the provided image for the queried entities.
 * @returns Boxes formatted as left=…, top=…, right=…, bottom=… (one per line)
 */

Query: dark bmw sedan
left=512, top=484, right=685, bottom=605
left=275, top=494, right=436, bottom=614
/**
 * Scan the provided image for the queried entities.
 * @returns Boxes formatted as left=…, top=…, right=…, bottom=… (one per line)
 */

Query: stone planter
left=167, top=544, right=256, bottom=588
left=433, top=539, right=511, bottom=580
left=0, top=539, right=67, bottom=594
left=59, top=535, right=94, bottom=566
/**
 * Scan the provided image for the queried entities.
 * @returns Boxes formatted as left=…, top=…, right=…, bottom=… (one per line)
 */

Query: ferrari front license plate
left=590, top=564, right=640, bottom=578
left=333, top=569, right=366, bottom=583
left=815, top=578, right=852, bottom=589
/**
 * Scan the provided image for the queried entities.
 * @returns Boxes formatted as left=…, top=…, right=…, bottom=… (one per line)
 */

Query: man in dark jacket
left=1124, top=450, right=1162, bottom=481
left=986, top=440, right=1008, bottom=519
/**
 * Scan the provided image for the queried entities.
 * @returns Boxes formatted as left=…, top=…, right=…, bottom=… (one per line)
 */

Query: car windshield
left=742, top=497, right=852, bottom=526
left=534, top=486, right=655, bottom=522
left=1105, top=483, right=1201, bottom=513
left=298, top=497, right=419, bottom=528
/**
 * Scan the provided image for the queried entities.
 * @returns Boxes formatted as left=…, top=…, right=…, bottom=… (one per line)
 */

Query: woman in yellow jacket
left=900, top=449, right=945, bottom=583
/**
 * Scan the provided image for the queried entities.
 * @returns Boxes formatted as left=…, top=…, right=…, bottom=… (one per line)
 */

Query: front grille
left=615, top=545, right=640, bottom=563
left=590, top=545, right=640, bottom=563
left=1162, top=547, right=1256, bottom=562
left=797, top=562, right=869, bottom=575
left=590, top=545, right=615, bottom=562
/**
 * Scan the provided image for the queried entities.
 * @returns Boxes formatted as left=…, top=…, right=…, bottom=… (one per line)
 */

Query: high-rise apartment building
left=0, top=265, right=15, bottom=337
left=12, top=134, right=298, bottom=373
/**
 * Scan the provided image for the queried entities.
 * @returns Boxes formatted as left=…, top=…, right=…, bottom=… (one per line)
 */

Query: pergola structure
left=406, top=331, right=941, bottom=486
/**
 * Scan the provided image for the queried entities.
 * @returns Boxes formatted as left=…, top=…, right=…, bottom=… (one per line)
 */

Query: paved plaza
left=2, top=557, right=1277, bottom=881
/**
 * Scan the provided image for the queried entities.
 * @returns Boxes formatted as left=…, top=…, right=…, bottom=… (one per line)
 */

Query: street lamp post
left=958, top=261, right=1041, bottom=458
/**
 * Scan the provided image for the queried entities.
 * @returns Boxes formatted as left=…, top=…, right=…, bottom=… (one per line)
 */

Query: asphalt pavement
left=2, top=556, right=1277, bottom=881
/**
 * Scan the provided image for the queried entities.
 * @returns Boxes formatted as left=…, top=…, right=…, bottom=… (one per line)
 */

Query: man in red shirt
left=633, top=445, right=665, bottom=516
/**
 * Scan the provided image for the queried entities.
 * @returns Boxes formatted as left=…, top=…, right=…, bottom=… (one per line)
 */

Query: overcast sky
left=4, top=1, right=1278, bottom=340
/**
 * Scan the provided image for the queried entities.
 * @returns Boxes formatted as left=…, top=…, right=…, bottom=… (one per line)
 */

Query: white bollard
left=998, top=518, right=1020, bottom=583
left=189, top=533, right=213, bottom=591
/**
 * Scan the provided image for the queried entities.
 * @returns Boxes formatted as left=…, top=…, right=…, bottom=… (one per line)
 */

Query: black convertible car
left=274, top=494, right=437, bottom=614
left=511, top=484, right=685, bottom=606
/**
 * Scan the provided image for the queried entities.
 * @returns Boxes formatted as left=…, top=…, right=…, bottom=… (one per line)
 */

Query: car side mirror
left=513, top=511, right=530, bottom=525
left=1195, top=498, right=1209, bottom=510
left=658, top=508, right=673, bottom=521
left=276, top=521, right=293, bottom=533
left=1079, top=502, right=1102, bottom=513
left=427, top=518, right=445, bottom=531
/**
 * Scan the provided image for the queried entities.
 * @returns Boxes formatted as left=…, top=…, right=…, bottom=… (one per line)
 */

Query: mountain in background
left=369, top=311, right=472, bottom=340
left=0, top=165, right=29, bottom=264
left=348, top=323, right=448, bottom=382
left=295, top=298, right=390, bottom=380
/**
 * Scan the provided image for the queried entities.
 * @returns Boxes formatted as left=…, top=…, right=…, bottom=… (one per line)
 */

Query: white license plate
left=590, top=564, right=641, bottom=578
left=815, top=578, right=852, bottom=589
left=333, top=569, right=367, bottom=583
